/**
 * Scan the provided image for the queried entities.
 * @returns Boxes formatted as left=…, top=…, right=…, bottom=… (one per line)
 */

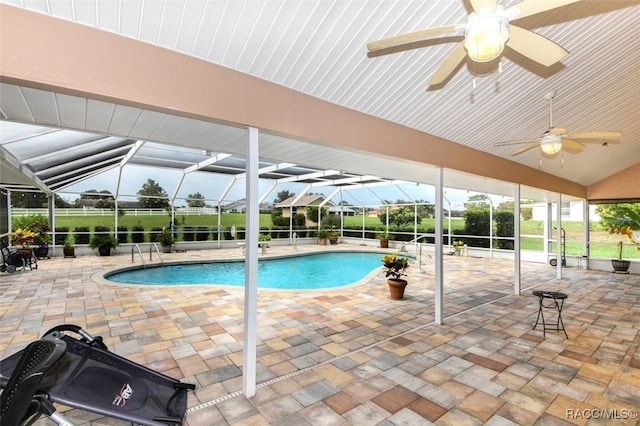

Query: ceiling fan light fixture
left=540, top=134, right=562, bottom=155
left=464, top=8, right=510, bottom=62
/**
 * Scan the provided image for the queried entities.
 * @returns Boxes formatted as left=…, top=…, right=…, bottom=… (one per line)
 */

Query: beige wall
left=0, top=4, right=619, bottom=201
left=587, top=163, right=640, bottom=202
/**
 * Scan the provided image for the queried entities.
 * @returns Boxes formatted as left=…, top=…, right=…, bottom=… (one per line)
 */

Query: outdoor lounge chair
left=0, top=324, right=195, bottom=426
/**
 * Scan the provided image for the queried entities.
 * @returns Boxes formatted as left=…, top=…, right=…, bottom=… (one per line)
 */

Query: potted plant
left=63, top=235, right=76, bottom=258
left=259, top=233, right=271, bottom=253
left=89, top=234, right=118, bottom=256
left=381, top=252, right=410, bottom=300
left=258, top=233, right=271, bottom=244
left=603, top=204, right=640, bottom=273
left=13, top=214, right=51, bottom=259
left=376, top=230, right=393, bottom=248
left=317, top=229, right=330, bottom=245
left=159, top=227, right=176, bottom=253
left=612, top=241, right=630, bottom=273
left=453, top=240, right=464, bottom=256
left=11, top=228, right=38, bottom=248
left=329, top=229, right=339, bottom=245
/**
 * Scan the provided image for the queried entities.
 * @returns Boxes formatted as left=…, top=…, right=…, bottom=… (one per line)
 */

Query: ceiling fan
left=494, top=90, right=623, bottom=158
left=367, top=0, right=582, bottom=87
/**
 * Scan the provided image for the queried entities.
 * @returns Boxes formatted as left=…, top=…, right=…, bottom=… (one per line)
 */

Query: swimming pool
left=105, top=251, right=386, bottom=290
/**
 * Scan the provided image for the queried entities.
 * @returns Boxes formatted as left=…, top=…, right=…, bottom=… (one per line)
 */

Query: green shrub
left=74, top=226, right=90, bottom=244
left=196, top=226, right=210, bottom=241
left=183, top=226, right=195, bottom=241
left=150, top=227, right=162, bottom=242
left=463, top=210, right=491, bottom=248
left=116, top=226, right=128, bottom=244
left=236, top=227, right=245, bottom=240
left=495, top=211, right=514, bottom=250
left=94, top=225, right=111, bottom=235
left=131, top=225, right=145, bottom=243
left=55, top=226, right=69, bottom=245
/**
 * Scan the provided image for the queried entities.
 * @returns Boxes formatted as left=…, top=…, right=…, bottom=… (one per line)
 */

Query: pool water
left=106, top=251, right=385, bottom=290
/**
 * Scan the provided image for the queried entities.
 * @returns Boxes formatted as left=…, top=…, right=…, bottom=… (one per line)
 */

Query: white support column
left=583, top=200, right=590, bottom=267
left=556, top=194, right=562, bottom=280
left=48, top=195, right=55, bottom=254
left=514, top=185, right=521, bottom=295
left=434, top=168, right=444, bottom=324
left=544, top=203, right=552, bottom=261
left=217, top=201, right=222, bottom=248
left=488, top=196, right=494, bottom=258
left=242, top=126, right=259, bottom=397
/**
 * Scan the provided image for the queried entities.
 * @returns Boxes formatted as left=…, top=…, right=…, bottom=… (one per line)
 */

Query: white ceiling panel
left=119, top=0, right=143, bottom=38
left=56, top=93, right=88, bottom=130
left=85, top=99, right=116, bottom=134
left=108, top=105, right=144, bottom=138
left=0, top=84, right=32, bottom=122
left=1, top=0, right=639, bottom=198
left=127, top=109, right=170, bottom=140
left=148, top=115, right=191, bottom=142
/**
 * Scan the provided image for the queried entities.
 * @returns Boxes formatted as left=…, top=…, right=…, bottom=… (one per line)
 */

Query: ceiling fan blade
left=549, top=127, right=567, bottom=136
left=506, top=25, right=569, bottom=66
left=508, top=0, right=582, bottom=21
left=511, top=142, right=541, bottom=156
left=562, top=139, right=584, bottom=154
left=495, top=138, right=540, bottom=147
left=568, top=131, right=623, bottom=140
left=470, top=0, right=498, bottom=13
left=367, top=25, right=461, bottom=53
left=429, top=42, right=467, bottom=86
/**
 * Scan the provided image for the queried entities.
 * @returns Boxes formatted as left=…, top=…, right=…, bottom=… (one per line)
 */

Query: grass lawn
left=54, top=213, right=273, bottom=230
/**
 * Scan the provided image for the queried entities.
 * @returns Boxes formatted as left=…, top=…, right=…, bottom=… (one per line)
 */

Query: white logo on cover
left=112, top=383, right=133, bottom=407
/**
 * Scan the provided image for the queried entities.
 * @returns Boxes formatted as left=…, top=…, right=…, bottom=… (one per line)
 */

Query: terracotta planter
left=387, top=278, right=408, bottom=300
left=379, top=239, right=389, bottom=248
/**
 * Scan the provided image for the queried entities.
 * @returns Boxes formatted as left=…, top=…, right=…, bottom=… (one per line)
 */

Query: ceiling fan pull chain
left=498, top=60, right=503, bottom=74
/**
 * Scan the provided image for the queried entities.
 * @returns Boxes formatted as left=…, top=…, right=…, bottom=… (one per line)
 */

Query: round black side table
left=532, top=291, right=568, bottom=338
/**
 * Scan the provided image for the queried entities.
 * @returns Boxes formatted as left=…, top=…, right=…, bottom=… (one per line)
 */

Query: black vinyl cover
left=1, top=335, right=193, bottom=426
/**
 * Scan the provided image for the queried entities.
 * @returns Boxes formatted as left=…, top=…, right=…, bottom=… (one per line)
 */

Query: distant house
left=275, top=195, right=334, bottom=226
left=530, top=201, right=601, bottom=222
left=328, top=206, right=356, bottom=216
left=222, top=199, right=273, bottom=213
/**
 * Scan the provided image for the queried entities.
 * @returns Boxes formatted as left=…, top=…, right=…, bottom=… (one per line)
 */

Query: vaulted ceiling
left=1, top=0, right=639, bottom=202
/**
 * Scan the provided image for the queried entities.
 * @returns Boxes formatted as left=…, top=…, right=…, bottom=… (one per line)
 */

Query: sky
left=56, top=164, right=500, bottom=209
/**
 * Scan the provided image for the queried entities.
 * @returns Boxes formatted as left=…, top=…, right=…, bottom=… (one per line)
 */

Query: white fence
left=11, top=207, right=218, bottom=217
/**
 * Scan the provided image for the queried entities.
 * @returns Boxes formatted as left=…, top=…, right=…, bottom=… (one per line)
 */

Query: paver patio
left=1, top=243, right=638, bottom=425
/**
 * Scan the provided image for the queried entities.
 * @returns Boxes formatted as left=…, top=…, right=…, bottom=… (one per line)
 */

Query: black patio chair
left=0, top=324, right=195, bottom=426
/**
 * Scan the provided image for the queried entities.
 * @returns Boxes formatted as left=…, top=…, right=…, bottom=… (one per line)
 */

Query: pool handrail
left=150, top=243, right=164, bottom=265
left=131, top=244, right=146, bottom=268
